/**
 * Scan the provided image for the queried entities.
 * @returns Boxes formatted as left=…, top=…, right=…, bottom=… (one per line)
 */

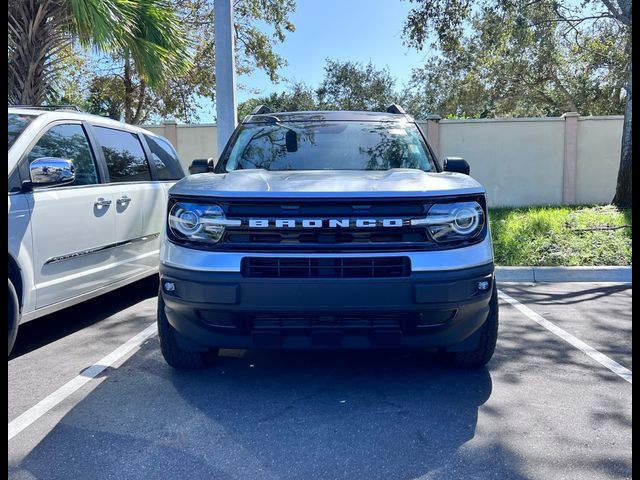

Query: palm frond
left=67, top=0, right=192, bottom=87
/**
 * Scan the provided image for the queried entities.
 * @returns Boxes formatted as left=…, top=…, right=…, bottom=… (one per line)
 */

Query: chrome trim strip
left=44, top=233, right=160, bottom=265
left=201, top=218, right=242, bottom=227
left=160, top=236, right=494, bottom=273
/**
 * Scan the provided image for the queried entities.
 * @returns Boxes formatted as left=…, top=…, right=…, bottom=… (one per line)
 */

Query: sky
left=198, top=0, right=429, bottom=122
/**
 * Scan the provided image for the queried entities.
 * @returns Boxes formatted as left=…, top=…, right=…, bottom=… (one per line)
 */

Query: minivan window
left=221, top=121, right=436, bottom=172
left=27, top=123, right=99, bottom=186
left=94, top=126, right=152, bottom=182
left=143, top=134, right=184, bottom=180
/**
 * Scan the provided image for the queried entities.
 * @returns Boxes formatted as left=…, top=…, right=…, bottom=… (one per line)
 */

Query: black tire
left=441, top=283, right=499, bottom=368
left=8, top=279, right=19, bottom=357
left=157, top=294, right=218, bottom=369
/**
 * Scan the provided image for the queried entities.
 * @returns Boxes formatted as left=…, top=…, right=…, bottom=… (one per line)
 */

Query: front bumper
left=159, top=262, right=495, bottom=351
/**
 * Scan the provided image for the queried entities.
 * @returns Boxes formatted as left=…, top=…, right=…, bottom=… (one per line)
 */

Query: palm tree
left=8, top=0, right=191, bottom=107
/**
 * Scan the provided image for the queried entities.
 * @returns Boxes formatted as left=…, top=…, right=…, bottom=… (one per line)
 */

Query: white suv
left=8, top=107, right=185, bottom=355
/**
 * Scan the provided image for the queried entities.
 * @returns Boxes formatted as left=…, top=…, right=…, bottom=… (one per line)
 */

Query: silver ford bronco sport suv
left=157, top=105, right=498, bottom=369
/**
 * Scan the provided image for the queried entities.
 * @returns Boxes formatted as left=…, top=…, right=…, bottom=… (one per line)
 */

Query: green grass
left=488, top=205, right=632, bottom=266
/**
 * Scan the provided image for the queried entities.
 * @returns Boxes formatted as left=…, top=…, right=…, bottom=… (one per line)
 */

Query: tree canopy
left=237, top=82, right=318, bottom=120
left=401, top=0, right=629, bottom=118
left=237, top=59, right=405, bottom=119
left=84, top=0, right=297, bottom=123
left=8, top=0, right=191, bottom=106
left=315, top=60, right=399, bottom=111
left=401, top=0, right=631, bottom=206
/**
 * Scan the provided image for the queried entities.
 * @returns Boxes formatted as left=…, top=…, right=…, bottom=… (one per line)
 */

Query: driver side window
left=27, top=124, right=99, bottom=186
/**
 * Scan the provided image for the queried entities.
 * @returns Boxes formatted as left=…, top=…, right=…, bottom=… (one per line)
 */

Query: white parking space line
left=8, top=323, right=158, bottom=441
left=498, top=290, right=632, bottom=384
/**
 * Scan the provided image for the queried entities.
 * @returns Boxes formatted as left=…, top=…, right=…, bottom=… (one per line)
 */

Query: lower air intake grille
left=242, top=256, right=411, bottom=278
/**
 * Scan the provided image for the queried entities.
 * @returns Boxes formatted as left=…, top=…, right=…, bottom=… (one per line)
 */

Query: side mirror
left=29, top=157, right=76, bottom=187
left=189, top=157, right=215, bottom=174
left=443, top=156, right=470, bottom=175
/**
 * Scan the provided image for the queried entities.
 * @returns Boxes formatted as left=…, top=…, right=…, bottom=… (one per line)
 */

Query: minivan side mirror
left=443, top=156, right=470, bottom=175
left=29, top=157, right=76, bottom=187
left=189, top=157, right=215, bottom=174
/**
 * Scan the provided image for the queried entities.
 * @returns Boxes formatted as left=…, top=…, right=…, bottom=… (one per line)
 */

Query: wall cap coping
left=578, top=115, right=625, bottom=121
left=436, top=117, right=565, bottom=124
left=141, top=123, right=218, bottom=128
left=175, top=123, right=218, bottom=128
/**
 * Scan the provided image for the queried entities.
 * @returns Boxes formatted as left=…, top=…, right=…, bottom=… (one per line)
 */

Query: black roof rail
left=9, top=104, right=82, bottom=112
left=250, top=104, right=272, bottom=115
left=385, top=104, right=406, bottom=114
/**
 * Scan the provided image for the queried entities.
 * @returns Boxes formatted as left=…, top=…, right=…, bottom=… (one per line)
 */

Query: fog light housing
left=477, top=281, right=490, bottom=291
left=164, top=281, right=176, bottom=292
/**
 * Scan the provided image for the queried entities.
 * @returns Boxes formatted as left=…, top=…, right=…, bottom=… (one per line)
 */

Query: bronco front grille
left=241, top=256, right=411, bottom=278
left=167, top=195, right=487, bottom=252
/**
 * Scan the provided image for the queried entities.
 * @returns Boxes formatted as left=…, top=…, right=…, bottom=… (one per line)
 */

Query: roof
left=7, top=107, right=161, bottom=137
left=243, top=110, right=415, bottom=124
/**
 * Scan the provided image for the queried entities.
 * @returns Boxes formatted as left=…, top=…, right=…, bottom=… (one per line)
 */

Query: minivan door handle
left=94, top=198, right=112, bottom=208
left=117, top=195, right=132, bottom=205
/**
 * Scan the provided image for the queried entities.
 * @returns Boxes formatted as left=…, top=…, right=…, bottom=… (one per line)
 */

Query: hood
left=169, top=168, right=485, bottom=198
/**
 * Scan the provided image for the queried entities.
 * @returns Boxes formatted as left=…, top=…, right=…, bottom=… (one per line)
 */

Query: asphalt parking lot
left=8, top=277, right=632, bottom=480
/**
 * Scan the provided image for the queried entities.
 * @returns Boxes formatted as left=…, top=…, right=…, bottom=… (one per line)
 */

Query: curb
left=495, top=266, right=632, bottom=283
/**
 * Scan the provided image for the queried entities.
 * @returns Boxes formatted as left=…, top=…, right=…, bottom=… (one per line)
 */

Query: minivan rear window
left=143, top=134, right=184, bottom=180
left=94, top=126, right=152, bottom=183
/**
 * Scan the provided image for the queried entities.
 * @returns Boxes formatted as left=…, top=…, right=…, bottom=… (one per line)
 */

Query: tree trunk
left=8, top=0, right=58, bottom=105
left=612, top=59, right=632, bottom=207
left=131, top=79, right=147, bottom=125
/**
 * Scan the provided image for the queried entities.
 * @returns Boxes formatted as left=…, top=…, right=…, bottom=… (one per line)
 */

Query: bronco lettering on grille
left=246, top=218, right=404, bottom=228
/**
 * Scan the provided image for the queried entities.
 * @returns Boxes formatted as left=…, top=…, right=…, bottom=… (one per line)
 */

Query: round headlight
left=168, top=202, right=227, bottom=243
left=423, top=201, right=485, bottom=242
left=172, top=208, right=202, bottom=236
left=451, top=205, right=481, bottom=235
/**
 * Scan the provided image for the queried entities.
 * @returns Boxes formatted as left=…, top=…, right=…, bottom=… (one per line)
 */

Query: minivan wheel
left=8, top=279, right=19, bottom=357
left=439, top=283, right=499, bottom=368
left=157, top=294, right=219, bottom=369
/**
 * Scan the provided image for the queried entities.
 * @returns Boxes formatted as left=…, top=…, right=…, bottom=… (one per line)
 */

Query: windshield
left=220, top=121, right=436, bottom=172
left=8, top=113, right=37, bottom=149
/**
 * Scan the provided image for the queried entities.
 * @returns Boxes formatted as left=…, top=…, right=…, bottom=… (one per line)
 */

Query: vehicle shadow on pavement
left=8, top=342, right=529, bottom=480
left=482, top=298, right=632, bottom=480
left=499, top=282, right=630, bottom=306
left=8, top=275, right=159, bottom=360
left=493, top=293, right=632, bottom=384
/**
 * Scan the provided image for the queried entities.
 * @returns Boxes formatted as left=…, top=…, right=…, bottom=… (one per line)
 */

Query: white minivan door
left=25, top=122, right=117, bottom=309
